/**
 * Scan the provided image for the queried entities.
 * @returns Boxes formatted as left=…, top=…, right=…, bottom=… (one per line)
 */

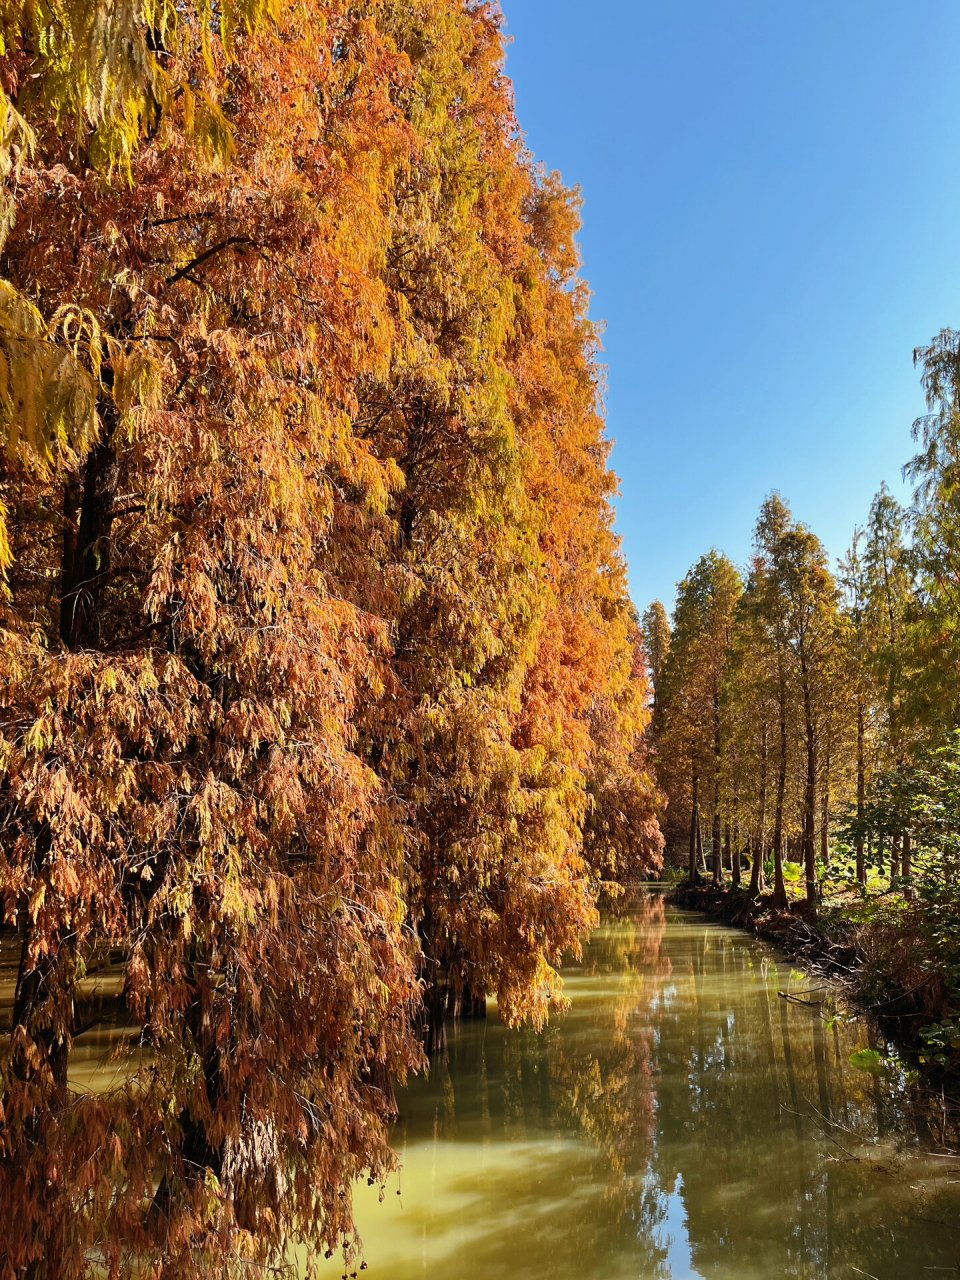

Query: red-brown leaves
left=0, top=2, right=660, bottom=1273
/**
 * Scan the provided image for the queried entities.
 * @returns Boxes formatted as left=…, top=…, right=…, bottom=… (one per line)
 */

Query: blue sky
left=503, top=0, right=960, bottom=612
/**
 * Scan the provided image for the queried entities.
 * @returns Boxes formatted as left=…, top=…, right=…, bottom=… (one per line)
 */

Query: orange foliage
left=0, top=2, right=661, bottom=1273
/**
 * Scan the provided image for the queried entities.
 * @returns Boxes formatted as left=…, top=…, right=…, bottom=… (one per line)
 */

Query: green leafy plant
left=849, top=1047, right=885, bottom=1073
left=918, top=1019, right=960, bottom=1066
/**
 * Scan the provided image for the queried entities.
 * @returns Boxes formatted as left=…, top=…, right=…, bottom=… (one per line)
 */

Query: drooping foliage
left=0, top=2, right=661, bottom=1274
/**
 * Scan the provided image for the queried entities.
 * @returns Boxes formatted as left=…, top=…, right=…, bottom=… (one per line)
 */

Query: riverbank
left=671, top=881, right=960, bottom=1074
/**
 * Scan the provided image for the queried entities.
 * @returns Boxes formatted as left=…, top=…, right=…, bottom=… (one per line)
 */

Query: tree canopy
left=0, top=4, right=663, bottom=1275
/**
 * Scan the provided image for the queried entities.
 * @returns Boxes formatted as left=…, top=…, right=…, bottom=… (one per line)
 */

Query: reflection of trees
left=13, top=893, right=960, bottom=1280
left=549, top=890, right=669, bottom=1178
left=653, top=919, right=960, bottom=1279
left=351, top=891, right=960, bottom=1280
left=386, top=891, right=673, bottom=1279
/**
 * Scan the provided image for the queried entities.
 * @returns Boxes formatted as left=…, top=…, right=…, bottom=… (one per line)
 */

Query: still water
left=331, top=891, right=960, bottom=1280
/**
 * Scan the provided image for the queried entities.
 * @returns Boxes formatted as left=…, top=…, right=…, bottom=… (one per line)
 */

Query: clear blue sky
left=503, top=0, right=960, bottom=613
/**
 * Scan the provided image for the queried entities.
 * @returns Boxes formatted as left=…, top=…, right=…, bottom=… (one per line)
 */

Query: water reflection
left=332, top=891, right=960, bottom=1280
left=0, top=941, right=134, bottom=1093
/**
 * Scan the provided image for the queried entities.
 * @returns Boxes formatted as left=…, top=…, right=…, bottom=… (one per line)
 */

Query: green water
left=326, top=891, right=960, bottom=1280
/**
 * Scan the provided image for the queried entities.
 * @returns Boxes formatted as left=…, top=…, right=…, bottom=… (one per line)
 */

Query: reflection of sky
left=653, top=1175, right=701, bottom=1280
left=314, top=901, right=960, bottom=1280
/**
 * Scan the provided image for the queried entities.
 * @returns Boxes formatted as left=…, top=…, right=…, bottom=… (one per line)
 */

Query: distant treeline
left=645, top=330, right=960, bottom=1024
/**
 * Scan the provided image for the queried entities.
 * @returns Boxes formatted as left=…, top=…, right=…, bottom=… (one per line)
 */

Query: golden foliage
left=0, top=3, right=661, bottom=1274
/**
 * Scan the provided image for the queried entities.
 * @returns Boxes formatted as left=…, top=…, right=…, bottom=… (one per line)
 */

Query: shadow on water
left=324, top=889, right=960, bottom=1280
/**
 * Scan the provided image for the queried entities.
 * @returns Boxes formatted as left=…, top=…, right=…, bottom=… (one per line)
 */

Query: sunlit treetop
left=0, top=0, right=276, bottom=178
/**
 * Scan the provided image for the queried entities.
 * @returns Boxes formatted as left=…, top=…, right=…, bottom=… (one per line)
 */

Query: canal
left=323, top=889, right=960, bottom=1280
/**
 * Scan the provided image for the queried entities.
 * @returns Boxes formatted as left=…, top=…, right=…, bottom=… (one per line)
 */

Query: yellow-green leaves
left=0, top=89, right=34, bottom=246
left=0, top=283, right=99, bottom=464
left=0, top=1, right=275, bottom=175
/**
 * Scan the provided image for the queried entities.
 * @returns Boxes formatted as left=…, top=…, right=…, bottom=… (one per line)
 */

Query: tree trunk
left=856, top=700, right=866, bottom=888
left=415, top=926, right=450, bottom=1056
left=150, top=961, right=231, bottom=1232
left=889, top=833, right=901, bottom=888
left=902, top=830, right=913, bottom=897
left=11, top=951, right=69, bottom=1099
left=800, top=652, right=818, bottom=912
left=688, top=769, right=700, bottom=884
left=750, top=723, right=769, bottom=896
left=732, top=838, right=741, bottom=889
left=712, top=688, right=723, bottom=887
left=59, top=427, right=118, bottom=649
left=820, top=735, right=831, bottom=867
left=9, top=933, right=71, bottom=1279
left=459, top=985, right=487, bottom=1020
left=772, top=667, right=789, bottom=909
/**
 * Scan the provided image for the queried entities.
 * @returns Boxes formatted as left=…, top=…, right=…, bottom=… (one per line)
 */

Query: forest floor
left=671, top=876, right=960, bottom=1078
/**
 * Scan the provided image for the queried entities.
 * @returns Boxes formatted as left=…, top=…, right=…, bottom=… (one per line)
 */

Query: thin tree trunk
left=800, top=652, right=818, bottom=911
left=688, top=769, right=700, bottom=885
left=750, top=723, right=769, bottom=895
left=11, top=958, right=69, bottom=1098
left=712, top=689, right=723, bottom=887
left=856, top=699, right=866, bottom=888
left=902, top=830, right=913, bottom=898
left=820, top=735, right=831, bottom=867
left=889, top=833, right=901, bottom=888
left=772, top=668, right=789, bottom=909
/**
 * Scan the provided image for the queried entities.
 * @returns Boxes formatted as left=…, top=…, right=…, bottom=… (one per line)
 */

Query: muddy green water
left=325, top=891, right=960, bottom=1280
